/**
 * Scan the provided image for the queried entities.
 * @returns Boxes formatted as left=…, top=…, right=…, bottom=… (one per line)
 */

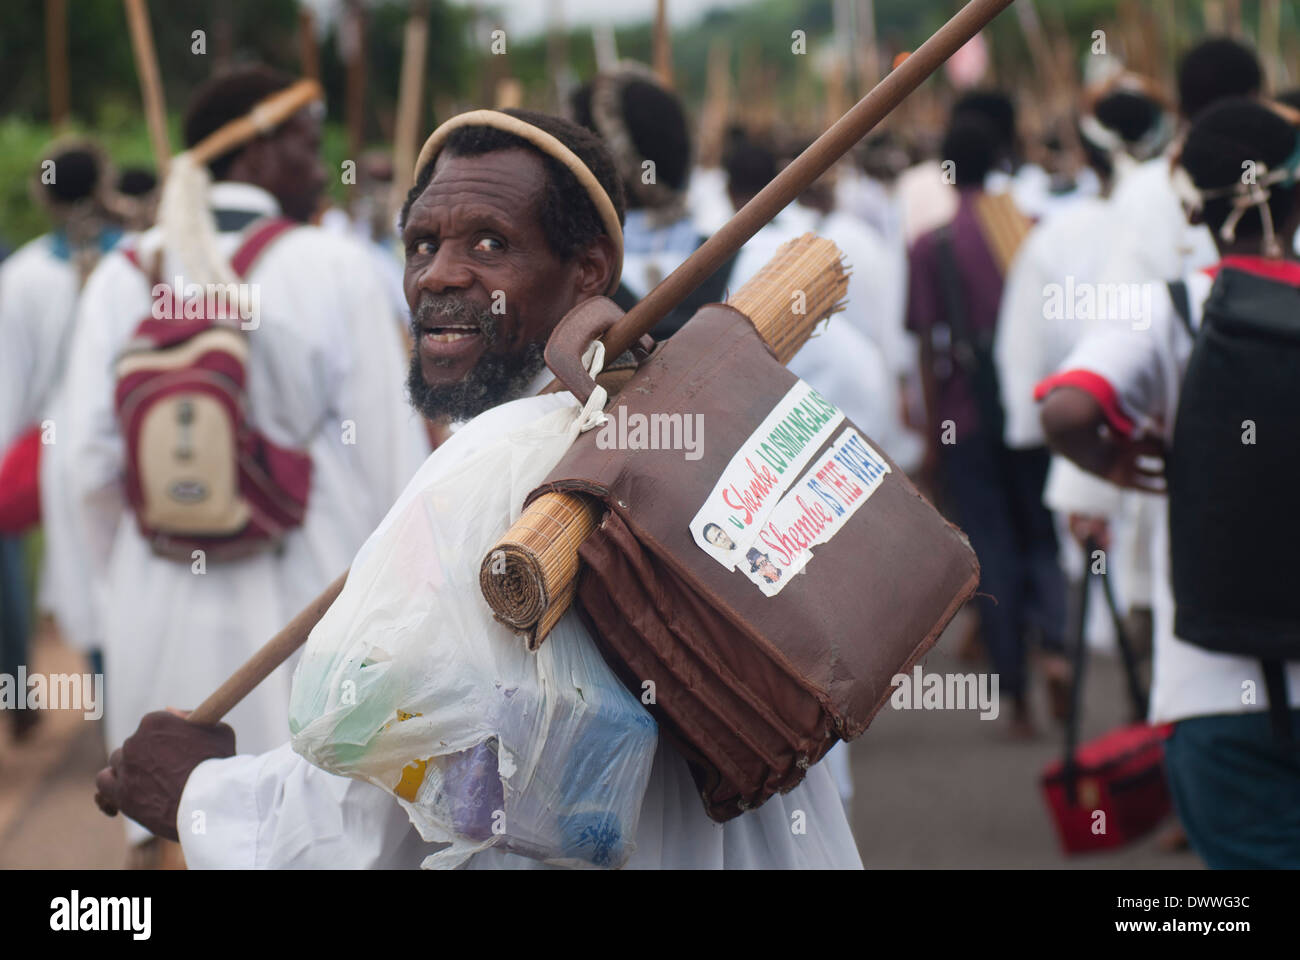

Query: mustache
left=411, top=293, right=498, bottom=342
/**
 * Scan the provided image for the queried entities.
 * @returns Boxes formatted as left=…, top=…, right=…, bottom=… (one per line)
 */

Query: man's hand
left=1068, top=513, right=1112, bottom=551
left=1040, top=386, right=1167, bottom=493
left=94, top=710, right=236, bottom=842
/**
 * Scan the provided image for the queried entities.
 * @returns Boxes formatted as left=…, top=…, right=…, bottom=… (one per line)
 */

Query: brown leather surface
left=530, top=303, right=979, bottom=819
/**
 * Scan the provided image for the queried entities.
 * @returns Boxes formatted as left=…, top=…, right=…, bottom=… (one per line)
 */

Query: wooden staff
left=46, top=0, right=70, bottom=128
left=592, top=22, right=618, bottom=73
left=344, top=0, right=367, bottom=157
left=188, top=572, right=347, bottom=725
left=696, top=37, right=731, bottom=170
left=123, top=0, right=170, bottom=175
left=547, top=0, right=568, bottom=114
left=299, top=6, right=320, bottom=81
left=653, top=0, right=674, bottom=90
left=183, top=0, right=1019, bottom=725
left=390, top=0, right=431, bottom=220
left=1260, top=0, right=1284, bottom=91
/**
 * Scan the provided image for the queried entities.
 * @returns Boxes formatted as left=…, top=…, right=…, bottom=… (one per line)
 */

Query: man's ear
left=572, top=233, right=620, bottom=300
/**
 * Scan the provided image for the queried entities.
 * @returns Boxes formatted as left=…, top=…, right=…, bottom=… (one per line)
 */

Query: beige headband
left=188, top=79, right=324, bottom=167
left=413, top=109, right=624, bottom=293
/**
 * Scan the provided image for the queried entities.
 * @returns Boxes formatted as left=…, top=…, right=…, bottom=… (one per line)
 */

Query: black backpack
left=1167, top=270, right=1300, bottom=741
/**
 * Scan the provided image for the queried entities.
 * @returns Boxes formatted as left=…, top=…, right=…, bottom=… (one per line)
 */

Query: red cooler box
left=1041, top=721, right=1174, bottom=855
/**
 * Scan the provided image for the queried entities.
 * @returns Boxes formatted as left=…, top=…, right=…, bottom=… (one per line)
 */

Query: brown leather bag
left=528, top=303, right=979, bottom=820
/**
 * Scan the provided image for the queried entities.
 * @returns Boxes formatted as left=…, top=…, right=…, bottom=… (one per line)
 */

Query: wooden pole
left=45, top=0, right=70, bottom=129
left=344, top=0, right=367, bottom=157
left=697, top=37, right=731, bottom=169
left=1260, top=0, right=1283, bottom=91
left=123, top=0, right=171, bottom=175
left=592, top=22, right=618, bottom=73
left=299, top=6, right=320, bottom=81
left=857, top=0, right=881, bottom=95
left=653, top=0, right=674, bottom=90
left=188, top=572, right=348, bottom=725
left=547, top=0, right=568, bottom=113
left=180, top=0, right=1020, bottom=728
left=390, top=0, right=431, bottom=219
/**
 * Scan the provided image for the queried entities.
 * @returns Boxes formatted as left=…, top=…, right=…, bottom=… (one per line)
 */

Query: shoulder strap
left=230, top=217, right=297, bottom=279
left=1260, top=660, right=1294, bottom=746
left=1061, top=535, right=1152, bottom=802
left=1167, top=280, right=1193, bottom=337
left=934, top=225, right=977, bottom=369
left=119, top=217, right=294, bottom=284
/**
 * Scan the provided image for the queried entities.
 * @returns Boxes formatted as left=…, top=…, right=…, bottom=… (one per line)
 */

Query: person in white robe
left=68, top=68, right=428, bottom=851
left=95, top=106, right=863, bottom=869
left=995, top=80, right=1176, bottom=651
left=0, top=141, right=125, bottom=733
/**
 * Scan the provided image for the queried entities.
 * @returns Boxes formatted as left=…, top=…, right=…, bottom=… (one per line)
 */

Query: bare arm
left=1040, top=386, right=1167, bottom=492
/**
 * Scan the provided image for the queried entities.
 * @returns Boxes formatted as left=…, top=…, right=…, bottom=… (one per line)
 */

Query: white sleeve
left=178, top=743, right=432, bottom=869
left=0, top=256, right=36, bottom=451
left=1037, top=289, right=1177, bottom=441
left=995, top=239, right=1054, bottom=449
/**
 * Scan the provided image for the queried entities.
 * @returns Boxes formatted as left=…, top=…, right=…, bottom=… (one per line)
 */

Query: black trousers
left=941, top=437, right=1066, bottom=701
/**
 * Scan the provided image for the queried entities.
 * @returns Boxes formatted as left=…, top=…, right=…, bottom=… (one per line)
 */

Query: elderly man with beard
left=95, top=108, right=862, bottom=870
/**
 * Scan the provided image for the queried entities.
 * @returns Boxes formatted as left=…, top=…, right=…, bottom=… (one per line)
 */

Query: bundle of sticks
left=479, top=234, right=849, bottom=649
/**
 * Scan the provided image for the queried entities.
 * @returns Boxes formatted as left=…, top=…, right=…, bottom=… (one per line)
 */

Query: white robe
left=179, top=380, right=863, bottom=870
left=731, top=206, right=917, bottom=472
left=60, top=182, right=429, bottom=842
left=1099, top=155, right=1218, bottom=284
left=0, top=234, right=105, bottom=652
left=0, top=236, right=81, bottom=452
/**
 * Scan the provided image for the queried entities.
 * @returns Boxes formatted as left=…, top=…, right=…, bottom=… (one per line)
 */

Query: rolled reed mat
left=481, top=233, right=847, bottom=649
left=479, top=493, right=599, bottom=647
left=728, top=233, right=848, bottom=362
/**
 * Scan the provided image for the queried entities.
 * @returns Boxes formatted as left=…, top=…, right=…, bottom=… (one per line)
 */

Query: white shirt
left=61, top=182, right=430, bottom=840
left=1043, top=267, right=1300, bottom=723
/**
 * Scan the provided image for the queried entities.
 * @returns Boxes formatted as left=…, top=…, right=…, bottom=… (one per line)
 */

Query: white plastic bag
left=288, top=393, right=658, bottom=869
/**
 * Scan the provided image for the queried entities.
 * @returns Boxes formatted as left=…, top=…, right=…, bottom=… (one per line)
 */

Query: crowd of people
left=1, top=24, right=1297, bottom=870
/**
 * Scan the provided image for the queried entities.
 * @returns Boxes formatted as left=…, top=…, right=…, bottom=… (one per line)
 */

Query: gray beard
left=405, top=293, right=547, bottom=422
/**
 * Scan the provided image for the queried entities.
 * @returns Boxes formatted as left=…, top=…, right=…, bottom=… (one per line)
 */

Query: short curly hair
left=399, top=108, right=626, bottom=262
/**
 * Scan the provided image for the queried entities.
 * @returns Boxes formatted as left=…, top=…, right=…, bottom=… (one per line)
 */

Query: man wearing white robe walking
left=95, top=106, right=862, bottom=870
left=69, top=66, right=429, bottom=864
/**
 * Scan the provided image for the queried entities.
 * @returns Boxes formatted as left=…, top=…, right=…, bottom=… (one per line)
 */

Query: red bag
left=1041, top=536, right=1174, bottom=854
left=0, top=426, right=42, bottom=534
left=116, top=218, right=313, bottom=563
left=1042, top=721, right=1174, bottom=854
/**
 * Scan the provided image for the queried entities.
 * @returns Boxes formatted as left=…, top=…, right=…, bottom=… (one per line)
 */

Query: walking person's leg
left=941, top=434, right=1030, bottom=733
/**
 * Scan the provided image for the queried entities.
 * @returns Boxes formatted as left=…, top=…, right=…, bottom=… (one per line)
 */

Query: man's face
left=759, top=559, right=781, bottom=582
left=705, top=525, right=735, bottom=550
left=260, top=109, right=325, bottom=222
left=401, top=147, right=596, bottom=420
